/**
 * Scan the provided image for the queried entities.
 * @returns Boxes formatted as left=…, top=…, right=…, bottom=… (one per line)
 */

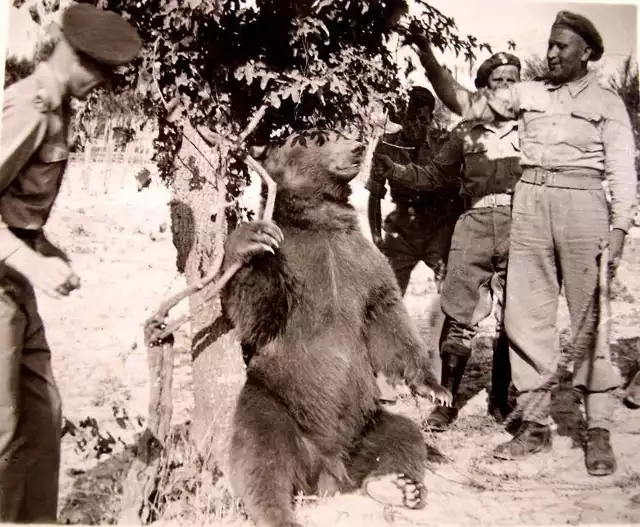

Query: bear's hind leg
left=230, top=382, right=312, bottom=527
left=348, top=410, right=428, bottom=510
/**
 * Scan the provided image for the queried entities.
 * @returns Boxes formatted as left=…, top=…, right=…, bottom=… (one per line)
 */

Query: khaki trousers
left=0, top=264, right=62, bottom=523
left=505, top=174, right=620, bottom=429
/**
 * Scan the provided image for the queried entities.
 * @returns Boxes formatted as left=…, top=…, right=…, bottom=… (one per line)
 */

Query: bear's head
left=250, top=129, right=366, bottom=202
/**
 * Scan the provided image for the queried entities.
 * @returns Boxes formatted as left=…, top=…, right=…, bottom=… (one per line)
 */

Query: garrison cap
left=552, top=11, right=604, bottom=61
left=61, top=3, right=142, bottom=67
left=407, top=86, right=436, bottom=111
left=474, top=52, right=521, bottom=89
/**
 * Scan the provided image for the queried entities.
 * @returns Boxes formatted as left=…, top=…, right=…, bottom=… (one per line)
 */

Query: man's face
left=405, top=103, right=433, bottom=127
left=69, top=52, right=107, bottom=99
left=487, top=65, right=520, bottom=90
left=547, top=26, right=591, bottom=83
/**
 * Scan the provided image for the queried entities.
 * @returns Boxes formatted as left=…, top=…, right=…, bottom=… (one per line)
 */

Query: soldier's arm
left=413, top=42, right=474, bottom=116
left=602, top=94, right=637, bottom=233
left=0, top=100, right=48, bottom=261
left=379, top=130, right=464, bottom=192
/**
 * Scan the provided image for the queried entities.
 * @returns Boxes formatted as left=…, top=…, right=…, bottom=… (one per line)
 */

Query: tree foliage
left=86, top=0, right=487, bottom=184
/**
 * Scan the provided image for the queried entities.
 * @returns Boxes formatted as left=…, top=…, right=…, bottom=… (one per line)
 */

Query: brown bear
left=220, top=129, right=451, bottom=527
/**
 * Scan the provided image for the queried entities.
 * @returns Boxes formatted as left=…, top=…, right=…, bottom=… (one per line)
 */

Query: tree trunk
left=169, top=120, right=245, bottom=476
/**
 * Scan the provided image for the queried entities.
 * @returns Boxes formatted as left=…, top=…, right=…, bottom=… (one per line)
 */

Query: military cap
left=61, top=3, right=142, bottom=67
left=552, top=10, right=604, bottom=61
left=474, top=52, right=521, bottom=89
left=407, top=86, right=436, bottom=111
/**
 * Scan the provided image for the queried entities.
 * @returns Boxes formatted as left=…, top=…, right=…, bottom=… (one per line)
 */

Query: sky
left=0, top=0, right=638, bottom=91
left=403, top=0, right=639, bottom=88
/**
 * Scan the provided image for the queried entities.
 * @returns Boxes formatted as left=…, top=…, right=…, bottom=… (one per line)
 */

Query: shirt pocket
left=566, top=109, right=603, bottom=153
left=519, top=97, right=550, bottom=143
left=463, top=142, right=494, bottom=177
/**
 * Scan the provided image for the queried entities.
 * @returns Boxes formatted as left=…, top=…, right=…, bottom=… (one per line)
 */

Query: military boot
left=424, top=351, right=469, bottom=432
left=493, top=421, right=552, bottom=460
left=585, top=428, right=617, bottom=476
left=623, top=371, right=640, bottom=409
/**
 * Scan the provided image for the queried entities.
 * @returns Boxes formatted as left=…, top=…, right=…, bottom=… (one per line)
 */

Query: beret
left=407, top=86, right=436, bottom=110
left=474, top=52, right=521, bottom=89
left=552, top=11, right=604, bottom=61
left=62, top=3, right=142, bottom=67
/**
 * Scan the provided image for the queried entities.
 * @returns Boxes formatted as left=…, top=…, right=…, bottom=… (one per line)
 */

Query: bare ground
left=38, top=164, right=640, bottom=525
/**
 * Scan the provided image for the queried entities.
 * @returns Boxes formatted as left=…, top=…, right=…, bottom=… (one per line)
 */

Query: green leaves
left=49, top=0, right=488, bottom=185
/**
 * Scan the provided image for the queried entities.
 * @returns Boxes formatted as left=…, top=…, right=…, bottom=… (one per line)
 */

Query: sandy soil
left=36, top=163, right=640, bottom=525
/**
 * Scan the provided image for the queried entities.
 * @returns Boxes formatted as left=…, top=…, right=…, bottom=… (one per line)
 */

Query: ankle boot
left=424, top=352, right=469, bottom=432
left=493, top=421, right=552, bottom=460
left=585, top=428, right=617, bottom=476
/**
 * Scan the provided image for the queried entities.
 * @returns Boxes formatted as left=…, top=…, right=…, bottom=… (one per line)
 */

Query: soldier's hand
left=403, top=21, right=430, bottom=51
left=376, top=154, right=402, bottom=175
left=607, top=228, right=626, bottom=276
left=4, top=248, right=80, bottom=299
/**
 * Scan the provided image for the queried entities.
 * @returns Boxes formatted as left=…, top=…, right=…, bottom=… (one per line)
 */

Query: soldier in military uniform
left=379, top=53, right=522, bottom=430
left=0, top=4, right=141, bottom=520
left=409, top=12, right=636, bottom=476
left=366, top=87, right=463, bottom=294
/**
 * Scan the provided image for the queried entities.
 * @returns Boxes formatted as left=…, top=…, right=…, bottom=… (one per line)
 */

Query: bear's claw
left=364, top=473, right=427, bottom=510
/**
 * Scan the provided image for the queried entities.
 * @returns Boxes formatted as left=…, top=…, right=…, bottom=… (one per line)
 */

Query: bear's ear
left=248, top=145, right=269, bottom=161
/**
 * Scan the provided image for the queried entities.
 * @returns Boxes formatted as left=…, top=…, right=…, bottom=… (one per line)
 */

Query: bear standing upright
left=221, top=130, right=451, bottom=527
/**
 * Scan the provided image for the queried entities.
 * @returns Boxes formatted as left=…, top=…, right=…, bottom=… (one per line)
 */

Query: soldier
left=0, top=4, right=141, bottom=521
left=379, top=52, right=522, bottom=430
left=407, top=12, right=637, bottom=476
left=366, top=87, right=463, bottom=405
left=366, top=86, right=464, bottom=295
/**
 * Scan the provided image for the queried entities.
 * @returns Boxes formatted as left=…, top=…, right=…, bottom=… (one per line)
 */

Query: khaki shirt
left=384, top=118, right=522, bottom=202
left=0, top=63, right=69, bottom=260
left=468, top=72, right=637, bottom=232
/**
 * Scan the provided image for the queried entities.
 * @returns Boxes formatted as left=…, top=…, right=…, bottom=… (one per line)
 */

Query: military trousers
left=504, top=172, right=620, bottom=430
left=381, top=205, right=457, bottom=294
left=439, top=206, right=511, bottom=357
left=0, top=264, right=62, bottom=523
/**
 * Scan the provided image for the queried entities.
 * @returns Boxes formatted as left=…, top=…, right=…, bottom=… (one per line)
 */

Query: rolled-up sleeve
left=602, top=96, right=637, bottom=232
left=0, top=97, right=47, bottom=260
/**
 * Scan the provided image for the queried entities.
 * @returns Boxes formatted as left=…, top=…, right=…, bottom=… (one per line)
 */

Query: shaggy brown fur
left=220, top=130, right=451, bottom=527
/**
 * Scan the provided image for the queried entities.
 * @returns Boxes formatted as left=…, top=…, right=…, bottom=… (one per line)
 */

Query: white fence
left=64, top=140, right=156, bottom=197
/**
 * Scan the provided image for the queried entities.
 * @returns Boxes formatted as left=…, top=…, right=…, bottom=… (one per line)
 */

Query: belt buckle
left=539, top=171, right=548, bottom=185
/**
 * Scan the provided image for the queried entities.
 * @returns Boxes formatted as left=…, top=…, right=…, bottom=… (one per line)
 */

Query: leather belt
left=470, top=193, right=512, bottom=209
left=521, top=167, right=603, bottom=190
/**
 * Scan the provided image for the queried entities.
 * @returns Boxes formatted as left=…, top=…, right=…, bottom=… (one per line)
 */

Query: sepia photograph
left=0, top=0, right=639, bottom=525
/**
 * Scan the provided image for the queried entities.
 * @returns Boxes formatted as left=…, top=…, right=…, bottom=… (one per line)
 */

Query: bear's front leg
left=364, top=285, right=452, bottom=407
left=221, top=221, right=299, bottom=359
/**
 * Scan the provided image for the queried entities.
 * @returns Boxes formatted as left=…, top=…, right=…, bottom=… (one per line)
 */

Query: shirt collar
left=545, top=71, right=592, bottom=97
left=32, top=62, right=66, bottom=112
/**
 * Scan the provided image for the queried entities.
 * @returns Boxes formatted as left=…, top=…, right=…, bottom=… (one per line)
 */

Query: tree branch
left=144, top=101, right=276, bottom=346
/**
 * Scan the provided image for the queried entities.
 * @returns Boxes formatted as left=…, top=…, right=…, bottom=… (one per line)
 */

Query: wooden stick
left=144, top=105, right=277, bottom=346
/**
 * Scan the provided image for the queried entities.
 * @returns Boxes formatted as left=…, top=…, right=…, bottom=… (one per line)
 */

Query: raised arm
left=406, top=32, right=474, bottom=116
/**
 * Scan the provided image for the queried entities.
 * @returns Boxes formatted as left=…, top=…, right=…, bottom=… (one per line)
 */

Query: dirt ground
left=38, top=163, right=640, bottom=525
